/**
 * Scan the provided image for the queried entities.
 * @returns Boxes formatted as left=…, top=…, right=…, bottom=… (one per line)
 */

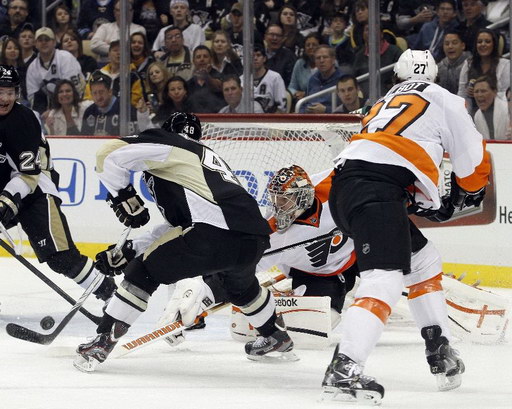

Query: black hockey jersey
left=96, top=129, right=271, bottom=236
left=0, top=103, right=59, bottom=199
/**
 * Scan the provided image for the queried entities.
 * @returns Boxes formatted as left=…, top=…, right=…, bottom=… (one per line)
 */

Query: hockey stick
left=262, top=229, right=342, bottom=258
left=5, top=227, right=132, bottom=345
left=113, top=273, right=287, bottom=358
left=0, top=224, right=102, bottom=325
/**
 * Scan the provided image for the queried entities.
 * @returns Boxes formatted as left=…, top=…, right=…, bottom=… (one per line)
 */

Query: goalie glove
left=0, top=191, right=21, bottom=225
left=107, top=184, right=150, bottom=228
left=449, top=172, right=486, bottom=211
left=159, top=277, right=216, bottom=327
left=95, top=240, right=136, bottom=276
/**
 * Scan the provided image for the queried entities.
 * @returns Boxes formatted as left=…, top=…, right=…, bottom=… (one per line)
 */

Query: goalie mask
left=268, top=165, right=315, bottom=231
left=393, top=49, right=438, bottom=82
left=162, top=112, right=202, bottom=140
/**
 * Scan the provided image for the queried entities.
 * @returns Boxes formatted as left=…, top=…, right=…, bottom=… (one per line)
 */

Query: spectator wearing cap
left=0, top=0, right=31, bottom=39
left=152, top=0, right=205, bottom=59
left=17, top=23, right=36, bottom=66
left=26, top=27, right=85, bottom=114
left=412, top=0, right=459, bottom=62
left=299, top=44, right=343, bottom=114
left=226, top=2, right=262, bottom=59
left=218, top=75, right=264, bottom=114
left=77, top=0, right=115, bottom=40
left=90, top=0, right=146, bottom=64
left=84, top=40, right=144, bottom=108
left=159, top=26, right=193, bottom=80
left=264, top=24, right=297, bottom=87
left=81, top=72, right=151, bottom=136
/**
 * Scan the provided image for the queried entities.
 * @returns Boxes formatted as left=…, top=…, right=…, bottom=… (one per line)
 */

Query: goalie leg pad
left=442, top=275, right=510, bottom=344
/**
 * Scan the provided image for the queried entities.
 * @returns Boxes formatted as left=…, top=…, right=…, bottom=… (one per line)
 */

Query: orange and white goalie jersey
left=335, top=80, right=491, bottom=209
left=257, top=168, right=356, bottom=277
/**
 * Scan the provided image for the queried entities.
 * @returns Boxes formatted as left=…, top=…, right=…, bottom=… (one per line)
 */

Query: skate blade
left=247, top=350, right=299, bottom=362
left=163, top=332, right=186, bottom=348
left=73, top=354, right=100, bottom=373
left=319, top=386, right=382, bottom=406
left=436, top=373, right=462, bottom=391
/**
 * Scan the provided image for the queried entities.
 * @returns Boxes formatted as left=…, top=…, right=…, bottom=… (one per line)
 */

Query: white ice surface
left=1, top=258, right=511, bottom=409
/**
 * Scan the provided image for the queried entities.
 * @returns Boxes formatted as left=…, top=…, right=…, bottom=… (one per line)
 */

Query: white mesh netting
left=200, top=114, right=362, bottom=209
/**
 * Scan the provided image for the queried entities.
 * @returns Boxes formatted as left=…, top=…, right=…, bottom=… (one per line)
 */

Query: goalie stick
left=5, top=227, right=132, bottom=345
left=112, top=273, right=287, bottom=358
left=0, top=223, right=101, bottom=325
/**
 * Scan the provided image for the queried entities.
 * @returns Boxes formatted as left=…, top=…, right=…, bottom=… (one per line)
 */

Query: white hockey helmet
left=267, top=165, right=315, bottom=231
left=393, top=49, right=438, bottom=82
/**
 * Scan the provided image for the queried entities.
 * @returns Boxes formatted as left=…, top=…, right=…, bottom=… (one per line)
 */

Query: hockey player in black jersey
left=74, top=112, right=296, bottom=372
left=0, top=65, right=116, bottom=304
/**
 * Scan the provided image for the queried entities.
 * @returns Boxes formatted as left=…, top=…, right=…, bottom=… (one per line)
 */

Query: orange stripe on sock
left=351, top=297, right=391, bottom=324
left=407, top=273, right=443, bottom=300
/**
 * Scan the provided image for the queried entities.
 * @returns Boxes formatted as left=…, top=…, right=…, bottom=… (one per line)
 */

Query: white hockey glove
left=159, top=277, right=216, bottom=327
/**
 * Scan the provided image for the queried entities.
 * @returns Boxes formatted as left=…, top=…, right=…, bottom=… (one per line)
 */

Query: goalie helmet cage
left=198, top=113, right=362, bottom=210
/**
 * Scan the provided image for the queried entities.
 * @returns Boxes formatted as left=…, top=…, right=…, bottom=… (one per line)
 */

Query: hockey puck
left=40, top=316, right=55, bottom=330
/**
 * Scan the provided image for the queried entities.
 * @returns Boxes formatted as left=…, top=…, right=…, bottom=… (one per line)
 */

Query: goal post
left=197, top=113, right=363, bottom=210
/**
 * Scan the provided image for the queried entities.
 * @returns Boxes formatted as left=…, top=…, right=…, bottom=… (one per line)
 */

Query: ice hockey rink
left=1, top=258, right=511, bottom=409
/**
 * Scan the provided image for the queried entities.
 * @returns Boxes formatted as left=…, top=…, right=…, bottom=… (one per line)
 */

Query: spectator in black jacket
left=77, top=0, right=115, bottom=39
left=457, top=0, right=490, bottom=53
left=264, top=24, right=297, bottom=88
left=0, top=0, right=31, bottom=39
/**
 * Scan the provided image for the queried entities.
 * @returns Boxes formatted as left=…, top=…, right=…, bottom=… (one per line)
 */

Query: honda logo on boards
left=53, top=158, right=86, bottom=206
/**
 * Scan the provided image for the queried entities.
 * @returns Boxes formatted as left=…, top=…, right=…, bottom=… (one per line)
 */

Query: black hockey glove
left=107, top=184, right=150, bottom=228
left=449, top=172, right=486, bottom=211
left=425, top=196, right=455, bottom=223
left=0, top=191, right=21, bottom=226
left=95, top=239, right=136, bottom=276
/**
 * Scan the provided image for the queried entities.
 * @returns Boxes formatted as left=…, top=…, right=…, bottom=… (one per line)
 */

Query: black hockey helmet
left=162, top=112, right=202, bottom=140
left=0, top=65, right=20, bottom=89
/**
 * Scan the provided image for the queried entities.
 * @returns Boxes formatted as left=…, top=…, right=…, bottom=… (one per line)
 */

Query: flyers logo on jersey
left=305, top=229, right=348, bottom=267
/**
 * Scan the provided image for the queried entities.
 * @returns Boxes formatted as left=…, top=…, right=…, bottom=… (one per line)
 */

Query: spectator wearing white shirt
left=473, top=75, right=510, bottom=140
left=152, top=0, right=205, bottom=59
left=90, top=0, right=146, bottom=64
left=26, top=27, right=85, bottom=114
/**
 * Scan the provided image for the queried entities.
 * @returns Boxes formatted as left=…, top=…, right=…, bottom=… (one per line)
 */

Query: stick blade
left=6, top=323, right=51, bottom=345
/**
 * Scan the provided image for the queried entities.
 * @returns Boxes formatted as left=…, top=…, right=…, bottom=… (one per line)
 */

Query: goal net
left=199, top=113, right=362, bottom=210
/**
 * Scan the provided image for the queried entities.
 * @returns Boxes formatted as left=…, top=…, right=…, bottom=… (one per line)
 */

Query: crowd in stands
left=0, top=0, right=510, bottom=139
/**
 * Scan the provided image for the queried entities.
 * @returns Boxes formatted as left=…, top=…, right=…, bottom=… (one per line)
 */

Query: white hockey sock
left=76, top=263, right=102, bottom=292
left=105, top=280, right=150, bottom=325
left=338, top=305, right=385, bottom=365
left=408, top=291, right=452, bottom=341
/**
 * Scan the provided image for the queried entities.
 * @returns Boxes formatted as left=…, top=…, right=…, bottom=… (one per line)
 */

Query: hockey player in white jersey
left=322, top=49, right=491, bottom=404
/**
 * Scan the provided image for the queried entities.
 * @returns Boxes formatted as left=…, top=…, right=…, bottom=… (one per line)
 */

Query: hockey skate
left=245, top=315, right=298, bottom=362
left=320, top=345, right=384, bottom=406
left=73, top=321, right=128, bottom=372
left=421, top=325, right=465, bottom=391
